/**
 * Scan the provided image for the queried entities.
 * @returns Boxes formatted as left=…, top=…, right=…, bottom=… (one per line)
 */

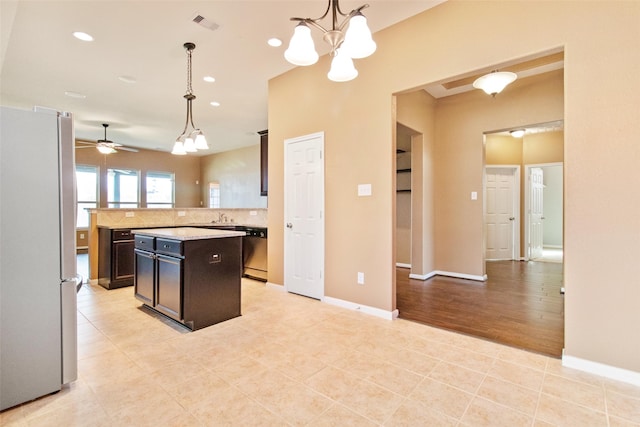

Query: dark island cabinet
left=133, top=233, right=241, bottom=330
left=99, top=228, right=135, bottom=289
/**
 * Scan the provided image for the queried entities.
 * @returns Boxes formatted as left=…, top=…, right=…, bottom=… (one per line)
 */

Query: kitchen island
left=132, top=227, right=245, bottom=330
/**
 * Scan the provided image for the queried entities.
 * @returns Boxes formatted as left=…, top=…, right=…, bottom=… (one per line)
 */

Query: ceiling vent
left=192, top=14, right=219, bottom=31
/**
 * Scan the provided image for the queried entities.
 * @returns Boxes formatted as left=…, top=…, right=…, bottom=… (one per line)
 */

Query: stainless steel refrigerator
left=0, top=105, right=79, bottom=410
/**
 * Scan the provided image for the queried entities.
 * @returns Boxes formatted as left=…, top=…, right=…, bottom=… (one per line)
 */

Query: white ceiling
left=1, top=1, right=445, bottom=155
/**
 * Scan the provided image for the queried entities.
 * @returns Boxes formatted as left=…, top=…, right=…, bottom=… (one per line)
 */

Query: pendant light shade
left=328, top=48, right=358, bottom=82
left=171, top=140, right=187, bottom=155
left=341, top=13, right=376, bottom=59
left=284, top=1, right=375, bottom=82
left=284, top=23, right=319, bottom=66
left=473, top=71, right=517, bottom=96
left=194, top=132, right=208, bottom=150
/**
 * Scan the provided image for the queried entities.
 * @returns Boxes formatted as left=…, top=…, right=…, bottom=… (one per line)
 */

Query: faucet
left=211, top=211, right=228, bottom=224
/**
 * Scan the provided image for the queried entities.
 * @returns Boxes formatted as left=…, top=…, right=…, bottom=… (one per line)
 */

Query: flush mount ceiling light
left=510, top=129, right=526, bottom=138
left=172, top=42, right=209, bottom=155
left=284, top=0, right=376, bottom=82
left=473, top=71, right=517, bottom=97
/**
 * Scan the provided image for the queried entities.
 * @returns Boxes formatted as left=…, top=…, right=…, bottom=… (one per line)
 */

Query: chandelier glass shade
left=472, top=71, right=517, bottom=96
left=284, top=1, right=376, bottom=82
left=172, top=42, right=209, bottom=155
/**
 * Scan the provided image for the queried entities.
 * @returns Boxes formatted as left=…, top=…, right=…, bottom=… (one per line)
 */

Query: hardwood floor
left=396, top=260, right=564, bottom=357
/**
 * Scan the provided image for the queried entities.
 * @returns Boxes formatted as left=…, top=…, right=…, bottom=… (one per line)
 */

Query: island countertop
left=131, top=227, right=245, bottom=241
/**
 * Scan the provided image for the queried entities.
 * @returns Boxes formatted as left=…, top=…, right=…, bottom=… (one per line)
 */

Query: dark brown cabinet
left=133, top=233, right=242, bottom=330
left=258, top=130, right=268, bottom=196
left=99, top=228, right=135, bottom=289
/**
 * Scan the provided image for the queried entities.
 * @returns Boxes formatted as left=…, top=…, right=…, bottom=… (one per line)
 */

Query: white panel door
left=529, top=167, right=544, bottom=259
left=284, top=132, right=324, bottom=300
left=485, top=167, right=516, bottom=260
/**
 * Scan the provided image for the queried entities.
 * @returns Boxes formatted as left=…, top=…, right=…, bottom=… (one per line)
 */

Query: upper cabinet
left=258, top=130, right=268, bottom=196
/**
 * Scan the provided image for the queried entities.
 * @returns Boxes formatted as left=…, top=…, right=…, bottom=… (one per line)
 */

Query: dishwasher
left=243, top=227, right=267, bottom=281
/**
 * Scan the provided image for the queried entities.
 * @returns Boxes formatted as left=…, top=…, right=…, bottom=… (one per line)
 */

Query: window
left=76, top=165, right=98, bottom=228
left=209, top=182, right=220, bottom=208
left=146, top=171, right=174, bottom=208
left=107, top=168, right=139, bottom=208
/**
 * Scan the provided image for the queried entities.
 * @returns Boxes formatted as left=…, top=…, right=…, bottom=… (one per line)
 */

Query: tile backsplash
left=94, top=208, right=267, bottom=229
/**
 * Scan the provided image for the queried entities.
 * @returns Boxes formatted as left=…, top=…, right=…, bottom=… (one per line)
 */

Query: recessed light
left=210, top=101, right=220, bottom=107
left=203, top=76, right=215, bottom=83
left=64, top=91, right=86, bottom=99
left=268, top=38, right=282, bottom=47
left=118, top=75, right=137, bottom=84
left=510, top=129, right=526, bottom=138
left=72, top=31, right=94, bottom=42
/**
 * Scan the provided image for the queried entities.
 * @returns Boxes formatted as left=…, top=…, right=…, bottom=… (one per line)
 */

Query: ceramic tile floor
left=2, top=279, right=640, bottom=426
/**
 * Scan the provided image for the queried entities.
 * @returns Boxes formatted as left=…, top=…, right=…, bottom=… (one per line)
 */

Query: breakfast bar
left=132, top=227, right=245, bottom=330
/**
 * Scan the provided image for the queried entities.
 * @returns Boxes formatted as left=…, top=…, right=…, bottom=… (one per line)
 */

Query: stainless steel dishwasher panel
left=243, top=227, right=267, bottom=281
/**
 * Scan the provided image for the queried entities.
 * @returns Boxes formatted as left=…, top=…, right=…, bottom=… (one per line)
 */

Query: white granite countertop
left=131, top=227, right=245, bottom=241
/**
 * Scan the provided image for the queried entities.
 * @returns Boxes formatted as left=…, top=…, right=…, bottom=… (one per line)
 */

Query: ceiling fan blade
left=117, top=146, right=139, bottom=152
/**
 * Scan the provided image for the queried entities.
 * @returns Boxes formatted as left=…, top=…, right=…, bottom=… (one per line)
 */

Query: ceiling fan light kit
left=172, top=42, right=209, bottom=155
left=284, top=0, right=376, bottom=82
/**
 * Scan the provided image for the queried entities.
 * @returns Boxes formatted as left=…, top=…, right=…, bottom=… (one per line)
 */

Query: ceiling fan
left=75, top=123, right=139, bottom=154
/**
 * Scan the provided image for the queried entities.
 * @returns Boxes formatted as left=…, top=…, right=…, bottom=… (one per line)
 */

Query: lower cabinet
left=99, top=228, right=135, bottom=289
left=133, top=233, right=241, bottom=330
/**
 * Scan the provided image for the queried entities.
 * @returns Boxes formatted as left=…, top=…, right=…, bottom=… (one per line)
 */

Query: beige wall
left=434, top=70, right=563, bottom=276
left=75, top=146, right=201, bottom=208
left=268, top=1, right=640, bottom=373
left=396, top=90, right=437, bottom=278
left=200, top=144, right=267, bottom=209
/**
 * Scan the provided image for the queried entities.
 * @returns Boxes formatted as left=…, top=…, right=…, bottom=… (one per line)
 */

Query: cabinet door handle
left=286, top=222, right=293, bottom=229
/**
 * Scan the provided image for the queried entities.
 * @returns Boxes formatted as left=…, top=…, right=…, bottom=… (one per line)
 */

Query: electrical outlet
left=178, top=211, right=186, bottom=217
left=125, top=211, right=134, bottom=217
left=357, top=272, right=365, bottom=285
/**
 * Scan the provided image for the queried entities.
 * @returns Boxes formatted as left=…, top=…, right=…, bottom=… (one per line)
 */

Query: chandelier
left=172, top=42, right=209, bottom=155
left=284, top=0, right=376, bottom=82
left=472, top=70, right=517, bottom=97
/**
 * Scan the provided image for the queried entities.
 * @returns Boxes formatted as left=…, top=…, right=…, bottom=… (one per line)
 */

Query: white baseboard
left=322, top=296, right=398, bottom=320
left=409, top=271, right=437, bottom=280
left=396, top=263, right=411, bottom=269
left=409, top=270, right=487, bottom=282
left=266, top=281, right=285, bottom=292
left=562, top=353, right=640, bottom=387
left=544, top=245, right=563, bottom=249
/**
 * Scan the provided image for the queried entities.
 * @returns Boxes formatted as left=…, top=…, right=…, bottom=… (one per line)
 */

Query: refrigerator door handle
left=60, top=277, right=78, bottom=385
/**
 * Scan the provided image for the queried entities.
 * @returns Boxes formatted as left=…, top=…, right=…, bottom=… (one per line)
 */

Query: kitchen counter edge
left=131, top=227, right=245, bottom=241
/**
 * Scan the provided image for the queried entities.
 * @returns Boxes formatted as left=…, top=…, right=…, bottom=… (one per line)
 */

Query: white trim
left=265, top=282, right=285, bottom=292
left=409, top=271, right=437, bottom=281
left=562, top=354, right=640, bottom=387
left=322, top=296, right=399, bottom=320
left=396, top=262, right=411, bottom=269
left=409, top=270, right=486, bottom=282
left=435, top=270, right=487, bottom=281
left=544, top=244, right=563, bottom=249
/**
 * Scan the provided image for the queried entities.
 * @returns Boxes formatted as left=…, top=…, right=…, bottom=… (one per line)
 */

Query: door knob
left=509, top=217, right=515, bottom=221
left=286, top=222, right=293, bottom=229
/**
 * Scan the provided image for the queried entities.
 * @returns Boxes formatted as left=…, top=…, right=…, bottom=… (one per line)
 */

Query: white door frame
left=284, top=132, right=325, bottom=299
left=484, top=165, right=521, bottom=261
left=524, top=162, right=563, bottom=260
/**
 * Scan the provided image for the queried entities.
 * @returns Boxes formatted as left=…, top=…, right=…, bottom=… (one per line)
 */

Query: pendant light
left=284, top=0, right=376, bottom=82
left=172, top=42, right=209, bottom=155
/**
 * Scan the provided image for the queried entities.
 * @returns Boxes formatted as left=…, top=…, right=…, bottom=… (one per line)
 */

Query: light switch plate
left=471, top=191, right=478, bottom=200
left=358, top=184, right=372, bottom=196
